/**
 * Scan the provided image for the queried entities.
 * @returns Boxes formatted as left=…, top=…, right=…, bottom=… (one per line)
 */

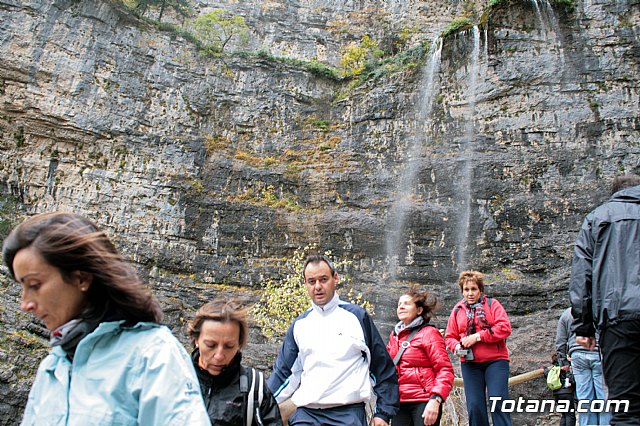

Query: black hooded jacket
left=569, top=184, right=640, bottom=336
left=192, top=349, right=283, bottom=426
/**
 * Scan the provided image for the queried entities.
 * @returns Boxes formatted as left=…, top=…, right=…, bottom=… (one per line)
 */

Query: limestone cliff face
left=1, top=0, right=639, bottom=423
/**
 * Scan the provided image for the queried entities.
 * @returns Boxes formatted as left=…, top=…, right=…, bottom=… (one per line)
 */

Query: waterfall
left=454, top=26, right=481, bottom=271
left=384, top=37, right=443, bottom=282
left=531, top=0, right=561, bottom=36
left=530, top=0, right=549, bottom=34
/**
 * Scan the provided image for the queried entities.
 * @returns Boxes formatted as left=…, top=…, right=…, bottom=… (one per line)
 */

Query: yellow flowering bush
left=253, top=245, right=374, bottom=341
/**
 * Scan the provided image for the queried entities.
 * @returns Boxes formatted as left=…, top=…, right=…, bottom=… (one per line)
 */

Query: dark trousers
left=289, top=403, right=367, bottom=426
left=553, top=392, right=576, bottom=426
left=393, top=401, right=443, bottom=426
left=461, top=359, right=512, bottom=426
left=600, top=319, right=640, bottom=425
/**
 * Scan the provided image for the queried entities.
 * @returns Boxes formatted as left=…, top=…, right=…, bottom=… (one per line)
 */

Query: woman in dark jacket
left=188, top=298, right=282, bottom=426
left=387, top=289, right=454, bottom=426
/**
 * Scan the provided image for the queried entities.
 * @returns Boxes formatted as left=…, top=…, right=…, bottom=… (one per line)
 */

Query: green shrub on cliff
left=0, top=195, right=21, bottom=240
left=443, top=17, right=473, bottom=38
left=339, top=35, right=384, bottom=77
left=253, top=246, right=373, bottom=340
left=550, top=0, right=575, bottom=12
left=193, top=9, right=249, bottom=54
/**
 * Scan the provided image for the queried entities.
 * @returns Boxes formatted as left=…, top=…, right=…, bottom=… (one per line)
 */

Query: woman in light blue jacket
left=3, top=212, right=211, bottom=426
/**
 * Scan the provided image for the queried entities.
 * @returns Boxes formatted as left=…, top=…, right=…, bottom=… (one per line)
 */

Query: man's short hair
left=611, top=174, right=640, bottom=195
left=302, top=254, right=336, bottom=277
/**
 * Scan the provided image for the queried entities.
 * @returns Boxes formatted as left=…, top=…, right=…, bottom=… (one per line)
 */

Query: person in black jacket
left=569, top=174, right=640, bottom=425
left=188, top=298, right=283, bottom=426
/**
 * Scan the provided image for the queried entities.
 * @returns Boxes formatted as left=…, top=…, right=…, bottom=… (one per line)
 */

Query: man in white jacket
left=267, top=254, right=399, bottom=426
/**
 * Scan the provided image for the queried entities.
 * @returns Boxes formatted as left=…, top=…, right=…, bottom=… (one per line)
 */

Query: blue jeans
left=461, top=360, right=512, bottom=426
left=571, top=350, right=611, bottom=426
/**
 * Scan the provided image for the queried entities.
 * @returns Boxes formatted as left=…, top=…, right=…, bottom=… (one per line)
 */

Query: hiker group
left=5, top=174, right=640, bottom=426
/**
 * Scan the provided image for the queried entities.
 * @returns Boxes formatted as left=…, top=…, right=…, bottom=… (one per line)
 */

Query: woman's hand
left=453, top=343, right=463, bottom=357
left=460, top=333, right=481, bottom=348
left=422, top=399, right=440, bottom=426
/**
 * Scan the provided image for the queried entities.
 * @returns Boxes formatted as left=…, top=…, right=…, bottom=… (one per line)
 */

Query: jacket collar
left=394, top=316, right=424, bottom=335
left=311, top=292, right=340, bottom=313
left=46, top=320, right=159, bottom=370
left=192, top=348, right=242, bottom=386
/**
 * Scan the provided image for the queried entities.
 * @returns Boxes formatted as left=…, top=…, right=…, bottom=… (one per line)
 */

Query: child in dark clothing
left=546, top=352, right=576, bottom=426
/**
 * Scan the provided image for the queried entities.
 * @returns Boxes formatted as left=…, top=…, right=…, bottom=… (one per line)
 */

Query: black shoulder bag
left=393, top=326, right=425, bottom=365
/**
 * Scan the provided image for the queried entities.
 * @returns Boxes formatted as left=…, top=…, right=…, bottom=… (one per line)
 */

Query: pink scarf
left=464, top=294, right=491, bottom=334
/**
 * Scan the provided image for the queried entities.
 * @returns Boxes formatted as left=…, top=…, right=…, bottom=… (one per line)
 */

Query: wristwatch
left=431, top=394, right=443, bottom=404
left=476, top=334, right=481, bottom=342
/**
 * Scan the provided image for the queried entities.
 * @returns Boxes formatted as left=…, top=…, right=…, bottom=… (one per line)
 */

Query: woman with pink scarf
left=445, top=271, right=512, bottom=426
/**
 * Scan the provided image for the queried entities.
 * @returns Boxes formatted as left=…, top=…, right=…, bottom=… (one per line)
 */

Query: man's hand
left=370, top=416, right=389, bottom=426
left=422, top=399, right=440, bottom=425
left=278, top=400, right=296, bottom=424
left=576, top=336, right=596, bottom=350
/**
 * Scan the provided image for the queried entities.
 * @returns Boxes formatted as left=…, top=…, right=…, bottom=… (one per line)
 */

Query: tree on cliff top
left=339, top=34, right=384, bottom=77
left=193, top=9, right=250, bottom=54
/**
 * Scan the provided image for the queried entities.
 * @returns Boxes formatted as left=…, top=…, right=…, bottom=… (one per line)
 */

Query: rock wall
left=0, top=0, right=639, bottom=423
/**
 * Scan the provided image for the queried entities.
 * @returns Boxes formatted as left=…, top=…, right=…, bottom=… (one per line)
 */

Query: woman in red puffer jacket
left=387, top=289, right=454, bottom=426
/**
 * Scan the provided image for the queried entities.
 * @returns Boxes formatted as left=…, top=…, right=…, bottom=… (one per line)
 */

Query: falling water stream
left=386, top=2, right=558, bottom=277
left=385, top=37, right=443, bottom=282
left=454, top=26, right=481, bottom=271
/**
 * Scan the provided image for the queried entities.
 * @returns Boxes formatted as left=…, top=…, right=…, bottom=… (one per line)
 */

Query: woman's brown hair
left=405, top=286, right=440, bottom=323
left=458, top=270, right=485, bottom=293
left=2, top=212, right=163, bottom=323
left=187, top=298, right=249, bottom=349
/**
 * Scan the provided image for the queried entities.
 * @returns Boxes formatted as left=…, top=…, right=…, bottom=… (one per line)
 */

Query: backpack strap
left=254, top=370, right=265, bottom=426
left=243, top=367, right=266, bottom=426
left=240, top=368, right=249, bottom=426
left=246, top=368, right=255, bottom=426
left=393, top=325, right=427, bottom=365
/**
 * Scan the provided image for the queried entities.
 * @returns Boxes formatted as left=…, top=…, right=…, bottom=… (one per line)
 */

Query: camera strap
left=393, top=326, right=425, bottom=365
